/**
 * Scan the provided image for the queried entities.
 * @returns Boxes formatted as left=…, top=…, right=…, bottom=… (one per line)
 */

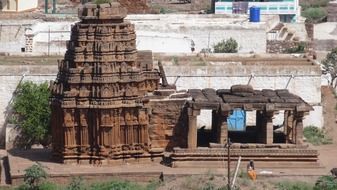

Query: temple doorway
left=197, top=110, right=213, bottom=147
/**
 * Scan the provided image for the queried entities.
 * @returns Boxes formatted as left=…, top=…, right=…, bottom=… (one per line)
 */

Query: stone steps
left=268, top=23, right=296, bottom=41
left=172, top=160, right=322, bottom=169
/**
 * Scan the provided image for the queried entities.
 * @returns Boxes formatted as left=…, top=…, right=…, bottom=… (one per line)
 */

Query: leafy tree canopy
left=12, top=81, right=51, bottom=148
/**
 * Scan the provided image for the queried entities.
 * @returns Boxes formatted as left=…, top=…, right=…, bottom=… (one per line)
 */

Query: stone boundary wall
left=266, top=40, right=310, bottom=53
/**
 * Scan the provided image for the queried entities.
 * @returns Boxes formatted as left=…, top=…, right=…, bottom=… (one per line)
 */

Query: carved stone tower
left=50, top=2, right=160, bottom=164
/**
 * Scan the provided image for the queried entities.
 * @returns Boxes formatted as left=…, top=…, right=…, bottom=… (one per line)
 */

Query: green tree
left=302, top=7, right=327, bottom=23
left=213, top=38, right=238, bottom=53
left=322, top=48, right=337, bottom=87
left=12, top=81, right=51, bottom=148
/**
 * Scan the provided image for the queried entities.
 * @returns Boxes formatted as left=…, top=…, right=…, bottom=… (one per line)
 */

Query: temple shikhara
left=50, top=2, right=319, bottom=167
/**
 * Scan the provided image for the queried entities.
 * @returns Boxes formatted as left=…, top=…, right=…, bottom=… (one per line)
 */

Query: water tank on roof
left=249, top=6, right=260, bottom=22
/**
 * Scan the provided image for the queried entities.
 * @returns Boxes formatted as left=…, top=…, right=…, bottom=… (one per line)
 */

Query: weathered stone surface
left=147, top=100, right=187, bottom=150
left=51, top=2, right=160, bottom=164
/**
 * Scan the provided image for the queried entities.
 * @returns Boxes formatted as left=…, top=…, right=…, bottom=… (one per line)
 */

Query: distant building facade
left=0, top=0, right=38, bottom=12
left=215, top=0, right=301, bottom=22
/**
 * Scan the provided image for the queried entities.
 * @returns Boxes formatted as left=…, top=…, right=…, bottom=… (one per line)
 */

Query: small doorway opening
left=228, top=108, right=250, bottom=143
left=197, top=109, right=213, bottom=147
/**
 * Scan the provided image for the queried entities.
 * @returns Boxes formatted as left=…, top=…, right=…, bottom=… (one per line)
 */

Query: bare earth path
left=316, top=86, right=337, bottom=172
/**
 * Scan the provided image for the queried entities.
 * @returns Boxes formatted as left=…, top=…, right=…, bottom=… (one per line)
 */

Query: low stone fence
left=267, top=40, right=310, bottom=53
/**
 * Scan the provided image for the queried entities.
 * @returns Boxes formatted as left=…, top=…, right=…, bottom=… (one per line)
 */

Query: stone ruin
left=51, top=2, right=319, bottom=167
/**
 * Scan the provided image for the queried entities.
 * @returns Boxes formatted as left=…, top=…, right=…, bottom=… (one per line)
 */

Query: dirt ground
left=315, top=86, right=337, bottom=174
left=321, top=86, right=337, bottom=143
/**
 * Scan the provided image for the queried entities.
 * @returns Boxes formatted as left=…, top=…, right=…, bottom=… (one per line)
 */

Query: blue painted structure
left=227, top=109, right=246, bottom=131
left=249, top=6, right=261, bottom=22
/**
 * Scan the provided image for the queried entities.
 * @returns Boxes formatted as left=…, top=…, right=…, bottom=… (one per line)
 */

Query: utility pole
left=227, top=138, right=232, bottom=190
left=52, top=0, right=56, bottom=14
left=45, top=0, right=48, bottom=14
left=48, top=26, right=51, bottom=56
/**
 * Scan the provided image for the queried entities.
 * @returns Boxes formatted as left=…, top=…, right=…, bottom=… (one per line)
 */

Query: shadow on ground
left=8, top=148, right=58, bottom=163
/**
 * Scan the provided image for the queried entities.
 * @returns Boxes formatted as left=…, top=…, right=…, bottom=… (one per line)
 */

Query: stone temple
left=51, top=2, right=319, bottom=167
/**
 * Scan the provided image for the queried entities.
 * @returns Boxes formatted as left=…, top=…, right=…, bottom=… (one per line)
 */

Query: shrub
left=22, top=164, right=48, bottom=190
left=89, top=180, right=144, bottom=190
left=172, top=56, right=179, bottom=65
left=303, top=126, right=332, bottom=145
left=302, top=7, right=327, bottom=22
left=12, top=81, right=51, bottom=148
left=276, top=181, right=313, bottom=190
left=213, top=38, right=238, bottom=53
left=285, top=42, right=307, bottom=53
left=201, top=182, right=216, bottom=190
left=314, top=175, right=337, bottom=190
left=94, top=0, right=111, bottom=4
left=36, top=182, right=58, bottom=190
left=66, top=177, right=87, bottom=190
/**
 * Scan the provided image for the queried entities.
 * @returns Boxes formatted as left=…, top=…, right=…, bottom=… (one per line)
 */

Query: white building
left=0, top=0, right=38, bottom=12
left=215, top=0, right=301, bottom=23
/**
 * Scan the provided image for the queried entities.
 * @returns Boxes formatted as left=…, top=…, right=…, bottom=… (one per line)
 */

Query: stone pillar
left=295, top=112, right=304, bottom=145
left=284, top=110, right=294, bottom=143
left=217, top=111, right=229, bottom=144
left=257, top=110, right=274, bottom=144
left=256, top=110, right=264, bottom=143
left=187, top=108, right=199, bottom=149
left=265, top=111, right=274, bottom=144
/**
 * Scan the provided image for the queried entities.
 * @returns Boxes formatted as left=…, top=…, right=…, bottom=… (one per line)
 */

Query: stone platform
left=171, top=146, right=320, bottom=168
left=3, top=148, right=327, bottom=185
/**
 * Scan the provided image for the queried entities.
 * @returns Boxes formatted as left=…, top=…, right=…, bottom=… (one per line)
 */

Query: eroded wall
left=147, top=99, right=187, bottom=150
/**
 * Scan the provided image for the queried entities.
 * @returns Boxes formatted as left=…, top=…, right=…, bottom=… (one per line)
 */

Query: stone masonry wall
left=267, top=40, right=310, bottom=53
left=147, top=99, right=187, bottom=151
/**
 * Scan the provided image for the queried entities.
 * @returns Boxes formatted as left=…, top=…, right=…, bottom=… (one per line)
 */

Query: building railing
left=215, top=1, right=299, bottom=15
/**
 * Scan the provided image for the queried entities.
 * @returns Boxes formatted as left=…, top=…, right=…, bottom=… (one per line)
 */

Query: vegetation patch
left=11, top=81, right=51, bottom=149
left=276, top=181, right=313, bottom=190
left=213, top=38, right=238, bottom=53
left=94, top=0, right=112, bottom=4
left=314, top=175, right=337, bottom=190
left=303, top=126, right=332, bottom=145
left=285, top=42, right=307, bottom=54
left=302, top=7, right=327, bottom=23
left=300, top=0, right=329, bottom=23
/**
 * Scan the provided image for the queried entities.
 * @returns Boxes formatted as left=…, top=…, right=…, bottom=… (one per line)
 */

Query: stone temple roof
left=187, top=85, right=313, bottom=112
